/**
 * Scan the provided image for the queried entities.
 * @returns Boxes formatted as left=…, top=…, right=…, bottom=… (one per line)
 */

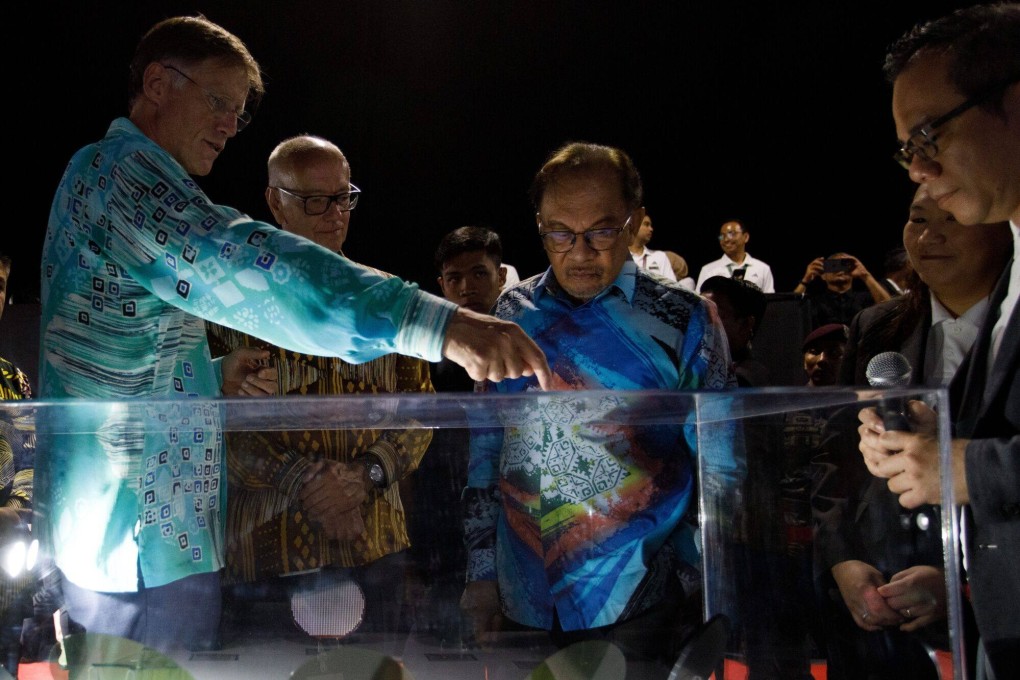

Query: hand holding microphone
left=865, top=351, right=914, bottom=431
left=859, top=352, right=948, bottom=508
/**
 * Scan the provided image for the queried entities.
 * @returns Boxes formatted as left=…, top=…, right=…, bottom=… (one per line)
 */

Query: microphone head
left=865, top=351, right=912, bottom=387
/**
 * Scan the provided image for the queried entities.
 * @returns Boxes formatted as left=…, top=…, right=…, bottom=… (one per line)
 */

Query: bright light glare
left=26, top=538, right=39, bottom=572
left=2, top=540, right=26, bottom=577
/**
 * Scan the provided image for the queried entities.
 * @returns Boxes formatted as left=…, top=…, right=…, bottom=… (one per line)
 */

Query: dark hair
left=883, top=246, right=910, bottom=276
left=700, top=275, right=768, bottom=334
left=434, top=226, right=503, bottom=272
left=883, top=4, right=1020, bottom=110
left=129, top=15, right=265, bottom=110
left=529, top=142, right=643, bottom=212
left=0, top=252, right=9, bottom=273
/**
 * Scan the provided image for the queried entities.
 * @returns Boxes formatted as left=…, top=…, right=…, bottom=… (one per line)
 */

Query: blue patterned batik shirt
left=39, top=117, right=456, bottom=592
left=465, top=261, right=736, bottom=631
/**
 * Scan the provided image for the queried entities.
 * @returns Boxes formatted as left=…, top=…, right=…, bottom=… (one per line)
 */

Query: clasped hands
left=299, top=459, right=367, bottom=542
left=832, top=560, right=946, bottom=633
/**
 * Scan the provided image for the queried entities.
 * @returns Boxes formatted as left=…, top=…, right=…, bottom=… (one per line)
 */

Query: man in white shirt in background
left=696, top=219, right=775, bottom=293
left=628, top=211, right=678, bottom=283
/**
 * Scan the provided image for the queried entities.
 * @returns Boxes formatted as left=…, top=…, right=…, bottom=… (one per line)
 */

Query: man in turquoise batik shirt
left=39, top=15, right=548, bottom=653
left=460, top=142, right=736, bottom=670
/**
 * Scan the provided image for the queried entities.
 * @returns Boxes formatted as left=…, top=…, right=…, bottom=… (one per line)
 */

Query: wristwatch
left=358, top=456, right=386, bottom=489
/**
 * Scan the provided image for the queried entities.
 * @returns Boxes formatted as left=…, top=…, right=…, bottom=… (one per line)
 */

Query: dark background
left=11, top=0, right=979, bottom=304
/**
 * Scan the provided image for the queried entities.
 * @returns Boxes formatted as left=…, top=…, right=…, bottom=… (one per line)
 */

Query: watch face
left=366, top=461, right=385, bottom=486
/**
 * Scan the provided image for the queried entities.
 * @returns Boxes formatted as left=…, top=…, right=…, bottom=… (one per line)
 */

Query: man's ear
left=498, top=265, right=508, bottom=287
left=140, top=62, right=172, bottom=107
left=265, top=186, right=286, bottom=227
left=631, top=206, right=646, bottom=236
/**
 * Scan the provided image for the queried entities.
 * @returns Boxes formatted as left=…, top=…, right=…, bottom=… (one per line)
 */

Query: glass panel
left=0, top=387, right=963, bottom=679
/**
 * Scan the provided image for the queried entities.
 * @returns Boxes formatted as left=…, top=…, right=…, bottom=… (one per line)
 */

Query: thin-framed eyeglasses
left=718, top=230, right=744, bottom=241
left=893, top=76, right=1019, bottom=170
left=538, top=215, right=632, bottom=253
left=272, top=184, right=361, bottom=215
left=162, top=64, right=253, bottom=132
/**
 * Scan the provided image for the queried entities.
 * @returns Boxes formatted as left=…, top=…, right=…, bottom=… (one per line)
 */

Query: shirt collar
left=929, top=293, right=990, bottom=326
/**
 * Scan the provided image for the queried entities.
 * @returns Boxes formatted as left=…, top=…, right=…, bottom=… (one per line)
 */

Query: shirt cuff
left=393, top=290, right=458, bottom=362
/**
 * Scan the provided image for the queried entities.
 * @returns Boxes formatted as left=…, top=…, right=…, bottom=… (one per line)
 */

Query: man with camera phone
left=795, top=252, right=892, bottom=327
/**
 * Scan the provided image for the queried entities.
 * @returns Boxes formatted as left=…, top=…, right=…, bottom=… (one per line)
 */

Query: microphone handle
left=878, top=396, right=912, bottom=432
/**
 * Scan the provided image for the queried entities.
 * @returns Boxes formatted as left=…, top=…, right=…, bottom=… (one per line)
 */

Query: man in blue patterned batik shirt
left=459, top=141, right=737, bottom=670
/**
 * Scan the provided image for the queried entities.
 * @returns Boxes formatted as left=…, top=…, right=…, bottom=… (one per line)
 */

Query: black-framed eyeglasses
left=538, top=215, right=631, bottom=253
left=162, top=64, right=253, bottom=132
left=893, top=76, right=1018, bottom=170
left=272, top=184, right=361, bottom=215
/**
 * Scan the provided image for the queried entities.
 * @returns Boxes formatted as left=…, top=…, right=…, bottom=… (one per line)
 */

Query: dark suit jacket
left=949, top=261, right=1020, bottom=668
left=816, top=295, right=942, bottom=579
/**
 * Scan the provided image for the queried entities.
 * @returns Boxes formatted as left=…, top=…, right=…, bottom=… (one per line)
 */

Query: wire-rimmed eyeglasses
left=162, top=64, right=253, bottom=132
left=893, top=76, right=1018, bottom=170
left=538, top=215, right=631, bottom=253
left=272, top=185, right=361, bottom=215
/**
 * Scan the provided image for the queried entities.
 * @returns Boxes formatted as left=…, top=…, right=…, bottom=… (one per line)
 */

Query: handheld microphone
left=865, top=351, right=913, bottom=431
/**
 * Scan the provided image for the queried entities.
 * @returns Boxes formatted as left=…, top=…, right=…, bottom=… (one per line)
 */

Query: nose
left=569, top=236, right=599, bottom=257
left=323, top=199, right=346, bottom=218
left=908, top=154, right=941, bottom=184
left=216, top=111, right=239, bottom=138
left=916, top=224, right=945, bottom=245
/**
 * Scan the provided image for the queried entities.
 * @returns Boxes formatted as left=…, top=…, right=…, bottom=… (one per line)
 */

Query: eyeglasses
left=272, top=184, right=361, bottom=215
left=162, top=64, right=253, bottom=132
left=718, top=230, right=744, bottom=241
left=893, top=77, right=1018, bottom=170
left=538, top=215, right=631, bottom=253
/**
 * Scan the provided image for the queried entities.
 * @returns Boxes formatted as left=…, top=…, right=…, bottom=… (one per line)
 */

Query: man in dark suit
left=857, top=5, right=1019, bottom=678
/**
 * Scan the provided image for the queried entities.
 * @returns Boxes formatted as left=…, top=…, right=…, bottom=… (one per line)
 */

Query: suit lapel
left=951, top=260, right=1014, bottom=434
left=902, top=303, right=930, bottom=385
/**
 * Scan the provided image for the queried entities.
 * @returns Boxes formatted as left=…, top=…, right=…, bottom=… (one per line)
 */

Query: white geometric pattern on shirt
left=502, top=394, right=626, bottom=504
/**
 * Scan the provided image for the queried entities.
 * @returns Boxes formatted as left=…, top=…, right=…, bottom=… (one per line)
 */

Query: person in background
left=802, top=323, right=849, bottom=388
left=38, top=14, right=549, bottom=653
left=880, top=246, right=913, bottom=297
left=403, top=224, right=512, bottom=643
left=501, top=263, right=521, bottom=289
left=435, top=227, right=508, bottom=316
left=628, top=211, right=678, bottom=282
left=0, top=252, right=34, bottom=672
left=860, top=6, right=1018, bottom=676
left=700, top=275, right=770, bottom=387
left=813, top=184, right=1011, bottom=680
left=795, top=253, right=892, bottom=328
left=460, top=141, right=734, bottom=671
left=695, top=220, right=775, bottom=293
left=207, top=134, right=435, bottom=639
left=664, top=250, right=696, bottom=291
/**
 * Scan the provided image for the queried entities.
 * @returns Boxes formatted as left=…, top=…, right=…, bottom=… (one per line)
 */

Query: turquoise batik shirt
left=38, top=117, right=456, bottom=592
left=465, top=261, right=736, bottom=631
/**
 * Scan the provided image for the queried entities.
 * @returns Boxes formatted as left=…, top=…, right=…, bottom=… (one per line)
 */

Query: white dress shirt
left=630, top=247, right=677, bottom=281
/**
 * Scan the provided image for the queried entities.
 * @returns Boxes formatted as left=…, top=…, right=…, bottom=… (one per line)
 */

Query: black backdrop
left=12, top=0, right=979, bottom=305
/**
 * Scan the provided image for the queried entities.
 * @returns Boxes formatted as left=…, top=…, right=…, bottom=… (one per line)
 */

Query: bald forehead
left=269, top=144, right=348, bottom=183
